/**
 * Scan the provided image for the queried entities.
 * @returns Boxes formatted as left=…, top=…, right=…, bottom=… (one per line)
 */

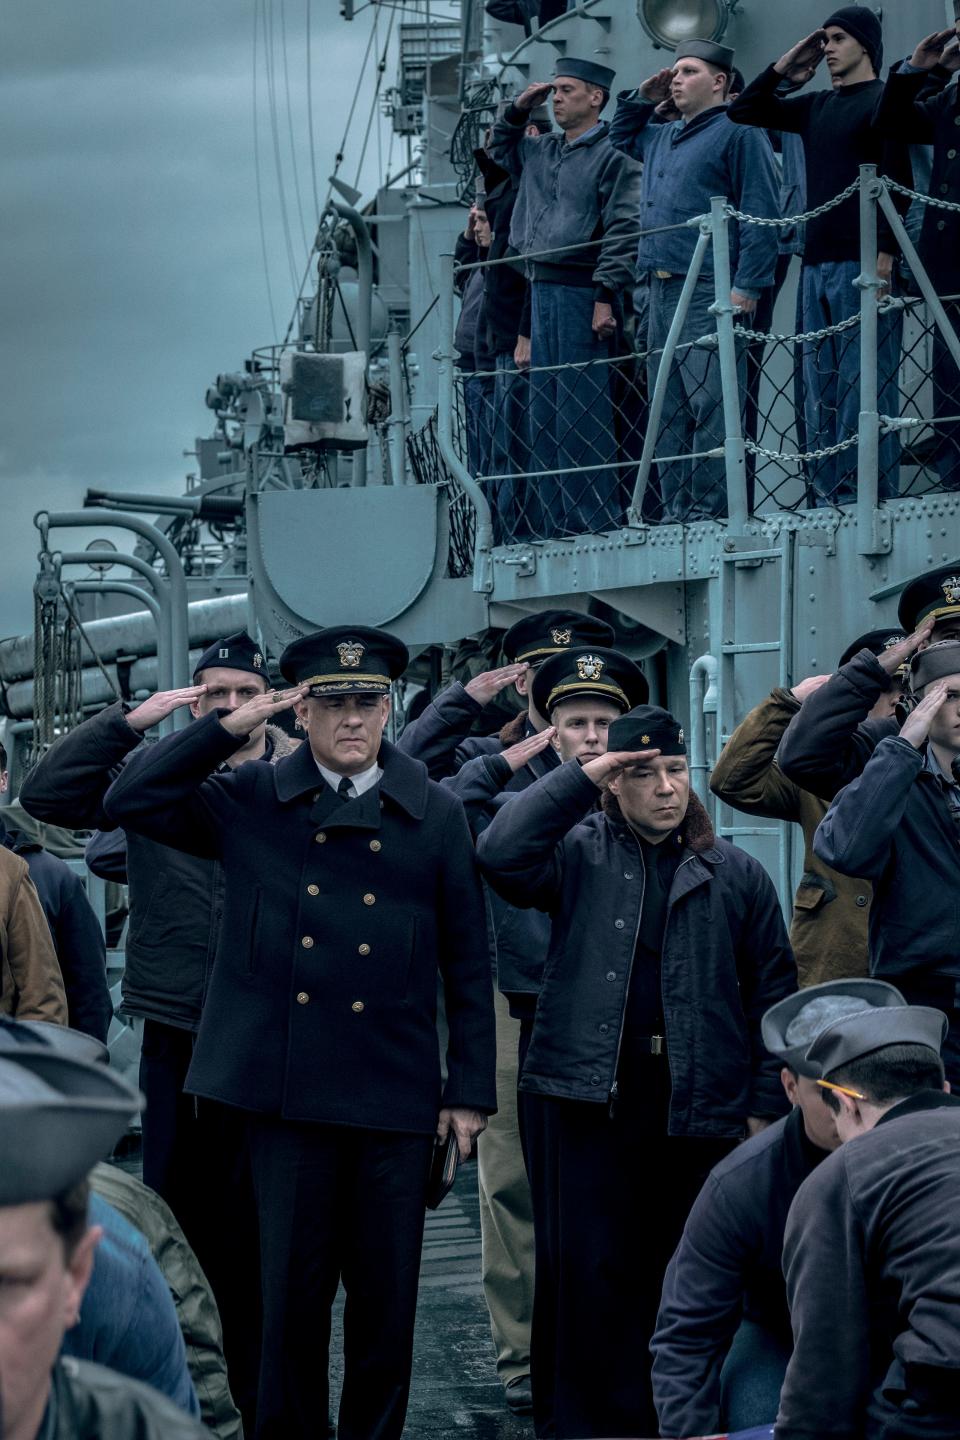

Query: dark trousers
left=523, top=1088, right=734, bottom=1439
left=884, top=976, right=960, bottom=1085
left=246, top=1115, right=434, bottom=1440
left=139, top=1019, right=263, bottom=1433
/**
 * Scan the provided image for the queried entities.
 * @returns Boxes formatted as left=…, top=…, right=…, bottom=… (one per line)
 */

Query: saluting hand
left=899, top=679, right=949, bottom=750
left=463, top=662, right=529, bottom=705
left=909, top=29, right=957, bottom=70
left=514, top=81, right=554, bottom=112
left=639, top=67, right=673, bottom=105
left=218, top=685, right=308, bottom=738
left=125, top=685, right=209, bottom=733
left=791, top=673, right=832, bottom=703
left=581, top=748, right=661, bottom=789
left=437, top=1106, right=487, bottom=1161
left=501, top=726, right=556, bottom=773
left=877, top=616, right=936, bottom=676
left=774, top=30, right=826, bottom=85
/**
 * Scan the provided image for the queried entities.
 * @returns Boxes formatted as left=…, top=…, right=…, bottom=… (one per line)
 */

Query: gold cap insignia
left=942, top=577, right=960, bottom=606
left=253, top=651, right=264, bottom=669
left=641, top=734, right=651, bottom=744
left=576, top=653, right=604, bottom=681
left=551, top=628, right=572, bottom=646
left=337, top=641, right=364, bottom=669
left=678, top=727, right=684, bottom=743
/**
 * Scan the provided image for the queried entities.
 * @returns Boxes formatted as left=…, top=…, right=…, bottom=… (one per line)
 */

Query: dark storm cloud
left=1, top=0, right=388, bottom=637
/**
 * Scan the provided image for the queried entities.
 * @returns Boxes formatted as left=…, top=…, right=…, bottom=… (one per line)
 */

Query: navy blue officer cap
left=607, top=703, right=685, bottom=756
left=837, top=628, right=906, bottom=669
left=898, top=566, right=960, bottom=632
left=553, top=57, right=616, bottom=91
left=532, top=647, right=649, bottom=718
left=193, top=632, right=268, bottom=683
left=280, top=625, right=409, bottom=697
left=503, top=610, right=614, bottom=666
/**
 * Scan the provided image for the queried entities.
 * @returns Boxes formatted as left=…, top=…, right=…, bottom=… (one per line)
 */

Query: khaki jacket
left=710, top=689, right=870, bottom=987
left=0, top=844, right=67, bottom=1022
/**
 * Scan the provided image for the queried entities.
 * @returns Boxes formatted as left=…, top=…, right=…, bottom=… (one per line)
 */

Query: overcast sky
left=1, top=0, right=401, bottom=639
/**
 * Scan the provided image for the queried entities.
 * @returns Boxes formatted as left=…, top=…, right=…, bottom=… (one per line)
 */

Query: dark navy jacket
left=777, top=1091, right=960, bottom=1440
left=814, top=735, right=960, bottom=980
left=402, top=690, right=558, bottom=1011
left=0, top=818, right=111, bottom=1042
left=777, top=648, right=897, bottom=802
left=874, top=64, right=960, bottom=292
left=477, top=760, right=795, bottom=1134
left=19, top=707, right=292, bottom=1032
left=103, top=716, right=496, bottom=1133
left=609, top=96, right=779, bottom=297
left=651, top=1106, right=827, bottom=1439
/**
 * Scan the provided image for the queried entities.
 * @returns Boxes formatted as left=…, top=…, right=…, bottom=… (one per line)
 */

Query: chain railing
left=431, top=166, right=960, bottom=579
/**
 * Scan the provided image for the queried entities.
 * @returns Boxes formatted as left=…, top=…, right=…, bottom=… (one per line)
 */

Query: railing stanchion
left=855, top=164, right=882, bottom=553
left=709, top=195, right=749, bottom=532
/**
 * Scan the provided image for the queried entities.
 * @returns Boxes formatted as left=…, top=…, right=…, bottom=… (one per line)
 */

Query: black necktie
left=337, top=777, right=354, bottom=802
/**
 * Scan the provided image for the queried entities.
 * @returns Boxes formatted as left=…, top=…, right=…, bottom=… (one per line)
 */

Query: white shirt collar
left=314, top=758, right=382, bottom=798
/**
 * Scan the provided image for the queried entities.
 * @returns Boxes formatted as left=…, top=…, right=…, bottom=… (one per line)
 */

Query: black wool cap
left=674, top=39, right=735, bottom=71
left=553, top=57, right=616, bottom=90
left=822, top=6, right=883, bottom=73
left=193, top=632, right=268, bottom=682
left=837, top=628, right=905, bottom=670
left=503, top=610, right=615, bottom=665
left=898, top=567, right=960, bottom=632
left=531, top=647, right=649, bottom=718
left=279, top=626, right=409, bottom=696
left=607, top=704, right=685, bottom=756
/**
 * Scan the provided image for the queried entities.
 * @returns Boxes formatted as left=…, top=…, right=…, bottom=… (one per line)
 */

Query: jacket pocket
left=793, top=871, right=836, bottom=913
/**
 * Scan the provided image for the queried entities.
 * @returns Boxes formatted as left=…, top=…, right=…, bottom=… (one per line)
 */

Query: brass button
left=363, top=892, right=376, bottom=906
left=301, top=936, right=314, bottom=949
left=307, top=884, right=319, bottom=896
left=296, top=991, right=310, bottom=1005
left=315, top=832, right=327, bottom=844
left=358, top=944, right=371, bottom=956
left=351, top=1000, right=365, bottom=1013
left=369, top=839, right=381, bottom=852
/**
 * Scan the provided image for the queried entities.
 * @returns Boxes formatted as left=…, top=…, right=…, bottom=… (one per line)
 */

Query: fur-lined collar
left=265, top=724, right=299, bottom=765
left=601, top=787, right=716, bottom=853
left=499, top=712, right=528, bottom=746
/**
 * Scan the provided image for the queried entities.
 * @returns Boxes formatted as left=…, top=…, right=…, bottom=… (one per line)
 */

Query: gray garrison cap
left=762, top=979, right=906, bottom=1079
left=0, top=1048, right=140, bottom=1206
left=674, top=39, right=735, bottom=71
left=807, top=1005, right=948, bottom=1079
left=553, top=58, right=616, bottom=90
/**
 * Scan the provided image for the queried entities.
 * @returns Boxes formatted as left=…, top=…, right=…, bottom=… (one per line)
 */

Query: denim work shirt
left=608, top=96, right=779, bottom=298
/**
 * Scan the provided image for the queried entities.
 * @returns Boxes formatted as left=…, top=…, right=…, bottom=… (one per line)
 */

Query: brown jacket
left=710, top=689, right=870, bottom=987
left=0, top=844, right=68, bottom=1022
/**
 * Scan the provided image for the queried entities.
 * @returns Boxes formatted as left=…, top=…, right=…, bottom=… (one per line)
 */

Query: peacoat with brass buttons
left=104, top=713, right=497, bottom=1135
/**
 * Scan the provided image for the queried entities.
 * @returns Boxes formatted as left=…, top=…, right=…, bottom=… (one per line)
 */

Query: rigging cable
left=253, top=0, right=281, bottom=339
left=352, top=2, right=396, bottom=190
left=262, top=0, right=300, bottom=296
left=305, top=0, right=320, bottom=223
left=279, top=0, right=310, bottom=255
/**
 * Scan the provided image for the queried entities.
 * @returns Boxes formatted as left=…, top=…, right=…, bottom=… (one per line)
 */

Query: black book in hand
left=425, top=1132, right=459, bottom=1210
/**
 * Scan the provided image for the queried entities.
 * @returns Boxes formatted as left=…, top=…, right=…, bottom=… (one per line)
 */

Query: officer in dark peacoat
left=103, top=625, right=497, bottom=1440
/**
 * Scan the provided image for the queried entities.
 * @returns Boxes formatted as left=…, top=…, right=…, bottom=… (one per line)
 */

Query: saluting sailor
left=103, top=625, right=497, bottom=1440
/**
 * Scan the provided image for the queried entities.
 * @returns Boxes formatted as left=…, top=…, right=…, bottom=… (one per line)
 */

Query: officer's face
left=867, top=684, right=906, bottom=721
left=923, top=672, right=960, bottom=751
left=550, top=77, right=602, bottom=131
left=296, top=693, right=390, bottom=774
left=550, top=698, right=621, bottom=763
left=932, top=616, right=960, bottom=645
left=191, top=668, right=270, bottom=718
left=0, top=1203, right=98, bottom=1437
left=608, top=755, right=690, bottom=841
